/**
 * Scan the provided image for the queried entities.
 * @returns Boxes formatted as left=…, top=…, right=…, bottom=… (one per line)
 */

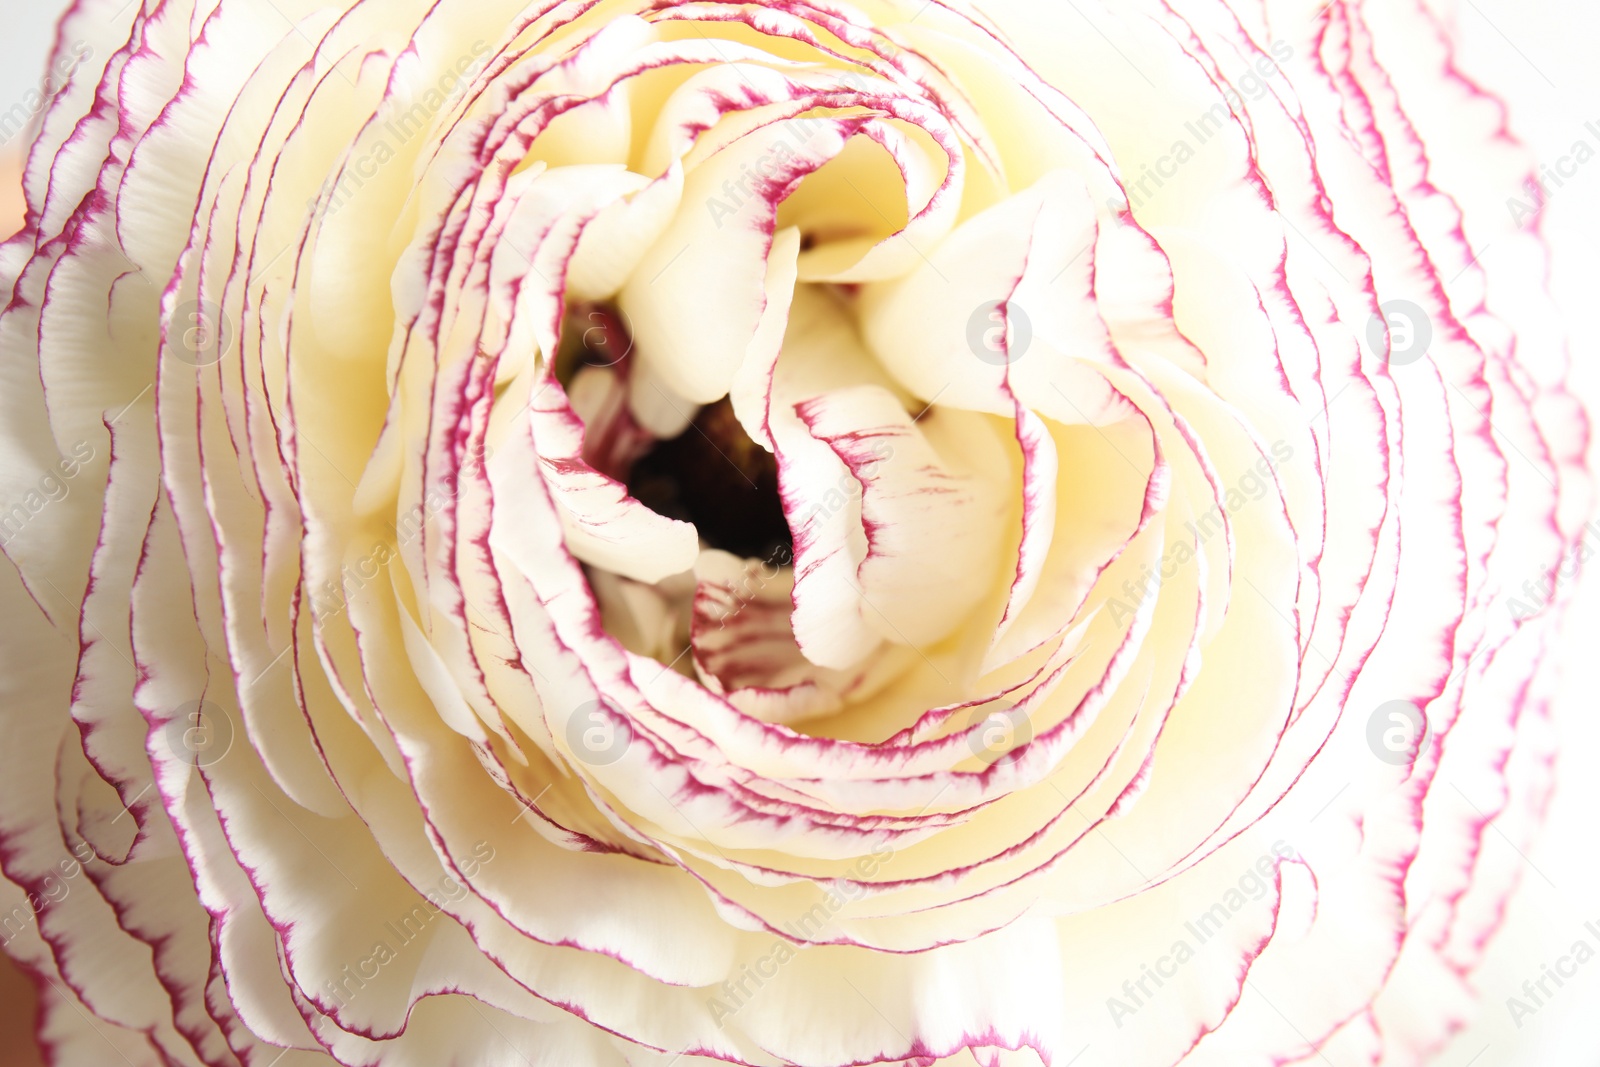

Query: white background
left=0, top=2, right=1596, bottom=1065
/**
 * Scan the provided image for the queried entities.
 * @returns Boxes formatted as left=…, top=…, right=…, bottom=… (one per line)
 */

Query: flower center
left=626, top=397, right=792, bottom=562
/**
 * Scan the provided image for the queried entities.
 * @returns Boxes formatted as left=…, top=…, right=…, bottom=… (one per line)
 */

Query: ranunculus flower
left=0, top=0, right=1588, bottom=1064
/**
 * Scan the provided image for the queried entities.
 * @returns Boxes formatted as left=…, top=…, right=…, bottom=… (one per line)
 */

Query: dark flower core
left=627, top=397, right=792, bottom=561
